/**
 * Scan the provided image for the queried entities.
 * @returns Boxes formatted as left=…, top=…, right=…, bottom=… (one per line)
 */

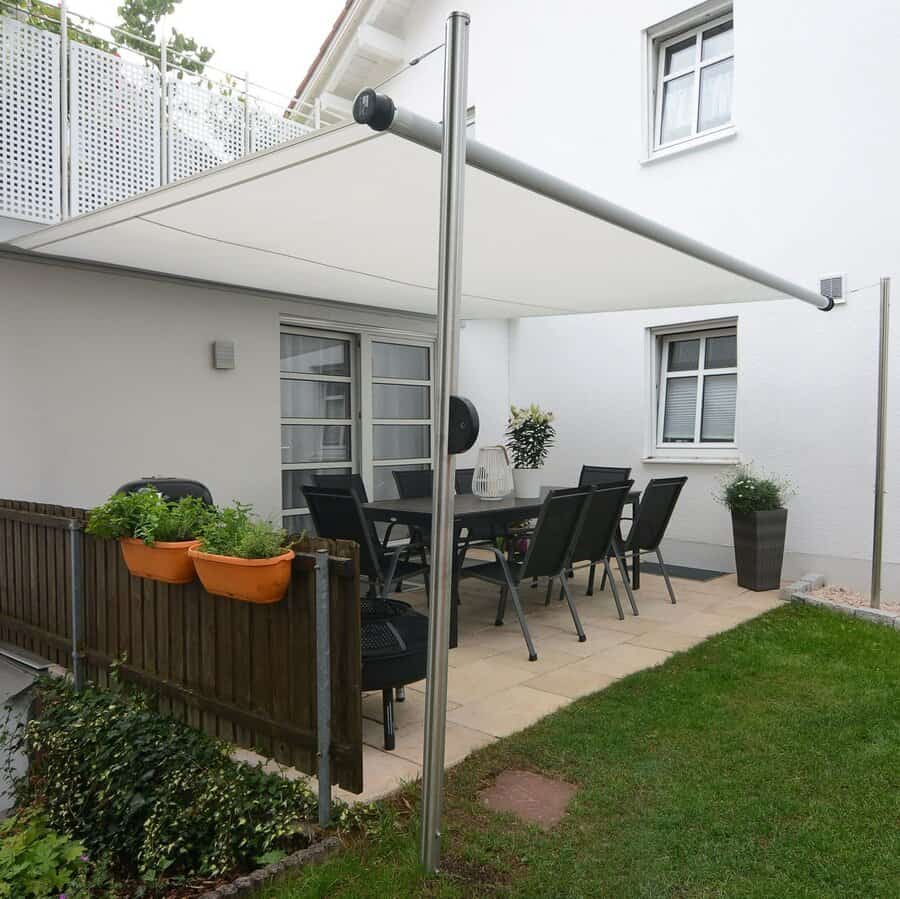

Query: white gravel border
left=786, top=573, right=900, bottom=631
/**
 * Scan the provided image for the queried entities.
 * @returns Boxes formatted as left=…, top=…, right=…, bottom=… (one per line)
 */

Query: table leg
left=632, top=550, right=640, bottom=589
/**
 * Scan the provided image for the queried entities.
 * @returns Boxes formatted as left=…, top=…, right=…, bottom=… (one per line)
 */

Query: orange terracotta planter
left=188, top=547, right=295, bottom=604
left=119, top=537, right=200, bottom=584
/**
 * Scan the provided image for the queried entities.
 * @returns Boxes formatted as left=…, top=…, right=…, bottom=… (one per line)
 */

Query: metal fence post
left=871, top=276, right=890, bottom=608
left=313, top=97, right=322, bottom=130
left=159, top=23, right=168, bottom=185
left=68, top=522, right=85, bottom=691
left=59, top=0, right=69, bottom=220
left=315, top=548, right=332, bottom=827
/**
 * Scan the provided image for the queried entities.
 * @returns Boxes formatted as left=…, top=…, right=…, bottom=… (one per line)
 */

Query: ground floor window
left=280, top=325, right=433, bottom=535
left=656, top=325, right=737, bottom=451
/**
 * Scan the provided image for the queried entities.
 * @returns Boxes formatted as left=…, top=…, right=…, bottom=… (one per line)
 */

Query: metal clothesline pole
left=870, top=276, right=890, bottom=608
left=420, top=10, right=469, bottom=874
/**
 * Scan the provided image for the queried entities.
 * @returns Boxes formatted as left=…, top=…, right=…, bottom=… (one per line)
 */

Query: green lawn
left=263, top=605, right=900, bottom=898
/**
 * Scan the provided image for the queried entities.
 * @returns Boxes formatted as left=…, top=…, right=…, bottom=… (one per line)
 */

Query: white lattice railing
left=0, top=11, right=334, bottom=225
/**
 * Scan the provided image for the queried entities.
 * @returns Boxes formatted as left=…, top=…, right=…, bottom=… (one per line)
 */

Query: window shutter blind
left=663, top=377, right=697, bottom=441
left=700, top=374, right=736, bottom=441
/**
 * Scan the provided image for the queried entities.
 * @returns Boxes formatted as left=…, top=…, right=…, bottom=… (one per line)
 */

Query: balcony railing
left=0, top=4, right=342, bottom=226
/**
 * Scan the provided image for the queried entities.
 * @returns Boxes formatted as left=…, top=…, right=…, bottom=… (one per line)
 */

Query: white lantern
left=472, top=446, right=513, bottom=500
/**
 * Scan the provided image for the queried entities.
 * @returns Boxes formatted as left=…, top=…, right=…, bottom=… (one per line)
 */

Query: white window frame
left=361, top=334, right=434, bottom=503
left=280, top=325, right=358, bottom=528
left=643, top=2, right=735, bottom=160
left=650, top=323, right=738, bottom=460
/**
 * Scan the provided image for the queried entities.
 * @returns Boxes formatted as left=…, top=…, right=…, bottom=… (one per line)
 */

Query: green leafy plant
left=4, top=677, right=320, bottom=882
left=715, top=464, right=794, bottom=515
left=198, top=503, right=290, bottom=559
left=0, top=811, right=86, bottom=898
left=86, top=488, right=213, bottom=544
left=505, top=404, right=556, bottom=469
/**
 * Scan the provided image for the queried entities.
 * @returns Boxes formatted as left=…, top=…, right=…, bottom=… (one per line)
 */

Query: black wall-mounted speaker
left=448, top=395, right=479, bottom=455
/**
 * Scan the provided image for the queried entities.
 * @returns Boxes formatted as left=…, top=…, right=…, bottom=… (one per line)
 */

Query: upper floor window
left=654, top=13, right=734, bottom=151
left=657, top=327, right=737, bottom=449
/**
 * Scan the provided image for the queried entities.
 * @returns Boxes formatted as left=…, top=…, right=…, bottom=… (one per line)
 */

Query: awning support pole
left=871, top=276, right=890, bottom=608
left=420, top=10, right=469, bottom=874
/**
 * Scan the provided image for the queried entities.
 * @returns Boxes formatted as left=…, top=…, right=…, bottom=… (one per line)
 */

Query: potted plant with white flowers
left=716, top=465, right=794, bottom=591
left=505, top=404, right=556, bottom=500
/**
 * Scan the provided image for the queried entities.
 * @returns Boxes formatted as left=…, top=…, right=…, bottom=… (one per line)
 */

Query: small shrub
left=0, top=811, right=86, bottom=898
left=7, top=677, right=318, bottom=881
left=198, top=502, right=289, bottom=559
left=505, top=404, right=556, bottom=469
left=715, top=464, right=793, bottom=515
left=86, top=489, right=213, bottom=545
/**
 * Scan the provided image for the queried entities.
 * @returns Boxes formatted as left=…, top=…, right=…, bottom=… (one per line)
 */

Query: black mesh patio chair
left=605, top=476, right=688, bottom=605
left=578, top=465, right=631, bottom=487
left=455, top=467, right=475, bottom=495
left=466, top=487, right=592, bottom=660
left=312, top=472, right=403, bottom=549
left=303, top=486, right=429, bottom=599
left=312, top=472, right=369, bottom=502
left=576, top=466, right=634, bottom=595
left=393, top=469, right=433, bottom=499
left=554, top=481, right=637, bottom=620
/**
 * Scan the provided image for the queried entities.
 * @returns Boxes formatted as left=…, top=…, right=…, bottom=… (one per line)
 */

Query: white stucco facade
left=371, top=0, right=899, bottom=594
left=0, top=252, right=435, bottom=517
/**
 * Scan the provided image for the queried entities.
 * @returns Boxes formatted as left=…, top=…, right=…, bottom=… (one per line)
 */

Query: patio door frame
left=280, top=324, right=359, bottom=532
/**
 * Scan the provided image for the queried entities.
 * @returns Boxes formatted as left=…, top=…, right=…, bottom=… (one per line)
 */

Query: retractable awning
left=12, top=113, right=829, bottom=318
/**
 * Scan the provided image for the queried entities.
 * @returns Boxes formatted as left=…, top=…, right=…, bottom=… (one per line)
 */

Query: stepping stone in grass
left=478, top=769, right=577, bottom=830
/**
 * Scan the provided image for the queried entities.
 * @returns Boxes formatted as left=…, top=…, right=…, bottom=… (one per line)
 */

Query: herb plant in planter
left=189, top=503, right=295, bottom=603
left=716, top=465, right=794, bottom=591
left=505, top=404, right=556, bottom=499
left=86, top=488, right=213, bottom=584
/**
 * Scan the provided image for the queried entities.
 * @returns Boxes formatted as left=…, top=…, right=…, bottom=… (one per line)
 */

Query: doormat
left=640, top=563, right=726, bottom=582
left=478, top=769, right=576, bottom=830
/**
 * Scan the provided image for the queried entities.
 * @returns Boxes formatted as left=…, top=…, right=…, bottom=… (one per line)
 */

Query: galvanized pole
left=315, top=548, right=332, bottom=827
left=159, top=23, right=168, bottom=185
left=871, top=277, right=890, bottom=608
left=420, top=10, right=469, bottom=874
left=313, top=97, right=322, bottom=131
left=69, top=522, right=85, bottom=691
left=59, top=0, right=69, bottom=220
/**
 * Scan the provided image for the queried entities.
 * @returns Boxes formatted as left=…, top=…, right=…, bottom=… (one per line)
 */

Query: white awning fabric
left=12, top=121, right=825, bottom=319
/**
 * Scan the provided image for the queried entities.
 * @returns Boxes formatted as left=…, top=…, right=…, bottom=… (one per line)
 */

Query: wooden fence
left=0, top=500, right=363, bottom=793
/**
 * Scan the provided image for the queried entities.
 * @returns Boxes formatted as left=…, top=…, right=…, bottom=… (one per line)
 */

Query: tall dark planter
left=732, top=508, right=787, bottom=591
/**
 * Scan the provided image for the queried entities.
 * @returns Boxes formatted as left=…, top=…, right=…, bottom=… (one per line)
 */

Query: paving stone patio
left=339, top=562, right=782, bottom=802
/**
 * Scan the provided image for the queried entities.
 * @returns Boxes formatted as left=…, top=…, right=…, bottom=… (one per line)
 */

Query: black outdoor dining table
left=364, top=490, right=640, bottom=648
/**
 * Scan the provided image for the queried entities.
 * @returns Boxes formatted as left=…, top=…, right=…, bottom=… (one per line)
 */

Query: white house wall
left=0, top=253, right=435, bottom=516
left=369, top=0, right=900, bottom=595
